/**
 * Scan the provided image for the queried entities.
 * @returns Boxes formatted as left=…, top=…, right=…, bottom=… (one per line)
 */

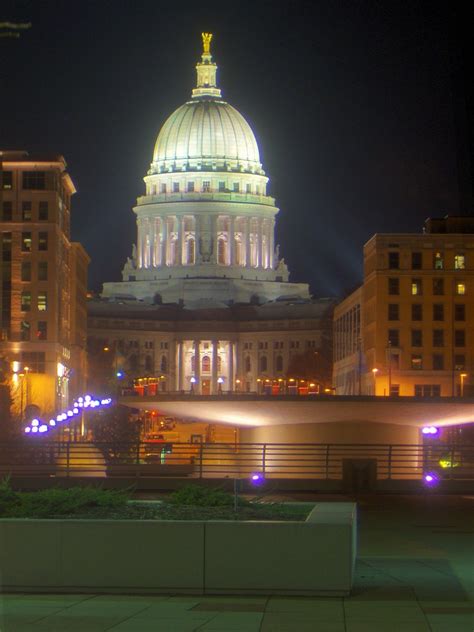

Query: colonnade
left=137, top=214, right=275, bottom=270
left=175, top=339, right=236, bottom=394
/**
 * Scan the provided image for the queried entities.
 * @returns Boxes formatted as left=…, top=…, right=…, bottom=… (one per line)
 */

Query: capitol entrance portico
left=176, top=339, right=235, bottom=394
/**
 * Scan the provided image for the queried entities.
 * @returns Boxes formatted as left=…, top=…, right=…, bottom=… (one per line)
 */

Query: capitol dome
left=151, top=99, right=263, bottom=175
left=149, top=33, right=264, bottom=176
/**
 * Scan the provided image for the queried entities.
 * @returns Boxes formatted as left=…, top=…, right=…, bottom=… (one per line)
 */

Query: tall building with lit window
left=0, top=151, right=90, bottom=419
left=334, top=216, right=474, bottom=397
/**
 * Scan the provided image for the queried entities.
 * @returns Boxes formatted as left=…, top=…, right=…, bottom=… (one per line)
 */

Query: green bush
left=0, top=476, right=20, bottom=514
left=169, top=484, right=248, bottom=507
left=0, top=482, right=130, bottom=518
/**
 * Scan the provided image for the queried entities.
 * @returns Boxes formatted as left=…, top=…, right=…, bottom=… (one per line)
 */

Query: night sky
left=1, top=1, right=471, bottom=297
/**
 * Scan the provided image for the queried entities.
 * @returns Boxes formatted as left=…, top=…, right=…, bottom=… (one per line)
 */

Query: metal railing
left=0, top=441, right=473, bottom=480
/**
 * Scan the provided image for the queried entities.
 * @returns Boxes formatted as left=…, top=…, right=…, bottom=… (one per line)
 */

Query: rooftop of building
left=0, top=150, right=67, bottom=166
left=87, top=297, right=336, bottom=323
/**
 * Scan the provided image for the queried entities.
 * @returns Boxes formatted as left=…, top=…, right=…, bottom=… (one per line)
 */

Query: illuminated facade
left=0, top=151, right=90, bottom=418
left=102, top=34, right=309, bottom=306
left=334, top=216, right=474, bottom=397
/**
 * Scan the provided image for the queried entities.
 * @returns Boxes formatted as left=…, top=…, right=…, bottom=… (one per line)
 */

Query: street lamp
left=371, top=368, right=378, bottom=396
left=190, top=376, right=196, bottom=394
left=217, top=376, right=223, bottom=395
left=460, top=373, right=468, bottom=397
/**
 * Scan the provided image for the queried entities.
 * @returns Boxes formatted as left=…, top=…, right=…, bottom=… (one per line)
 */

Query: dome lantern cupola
left=192, top=32, right=222, bottom=100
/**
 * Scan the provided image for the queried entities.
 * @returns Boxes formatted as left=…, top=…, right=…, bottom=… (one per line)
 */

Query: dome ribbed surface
left=151, top=99, right=263, bottom=174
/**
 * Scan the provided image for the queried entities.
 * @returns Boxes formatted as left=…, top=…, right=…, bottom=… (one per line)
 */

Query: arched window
left=187, top=238, right=195, bottom=265
left=191, top=355, right=195, bottom=372
left=245, top=356, right=251, bottom=373
left=259, top=356, right=267, bottom=372
left=218, top=237, right=227, bottom=265
left=160, top=355, right=167, bottom=373
left=217, top=355, right=222, bottom=373
left=145, top=355, right=153, bottom=373
left=276, top=355, right=283, bottom=372
left=202, top=355, right=211, bottom=373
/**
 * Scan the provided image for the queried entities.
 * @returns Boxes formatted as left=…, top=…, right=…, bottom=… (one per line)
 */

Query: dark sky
left=0, top=1, right=470, bottom=297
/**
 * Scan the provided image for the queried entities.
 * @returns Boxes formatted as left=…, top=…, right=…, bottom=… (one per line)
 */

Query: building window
left=38, top=201, right=49, bottom=220
left=411, top=279, right=422, bottom=295
left=38, top=291, right=47, bottom=311
left=454, top=354, right=465, bottom=370
left=1, top=201, right=12, bottom=221
left=21, top=232, right=32, bottom=252
left=187, top=182, right=194, bottom=192
left=454, top=254, right=465, bottom=270
left=454, top=330, right=465, bottom=347
left=433, top=304, right=444, bottom=321
left=412, top=251, right=422, bottom=269
left=411, top=354, right=423, bottom=370
left=161, top=183, right=166, bottom=193
left=173, top=182, right=179, bottom=193
left=245, top=356, right=251, bottom=373
left=388, top=278, right=399, bottom=295
left=202, top=180, right=211, bottom=192
left=38, top=261, right=48, bottom=281
left=259, top=356, right=267, bottom=372
left=246, top=183, right=251, bottom=193
left=433, top=251, right=444, bottom=269
left=411, top=304, right=423, bottom=321
left=390, top=384, right=400, bottom=397
left=415, top=384, right=441, bottom=397
left=37, top=321, right=47, bottom=340
left=38, top=232, right=48, bottom=251
left=433, top=279, right=444, bottom=295
left=21, top=351, right=45, bottom=373
left=21, top=291, right=31, bottom=311
left=20, top=320, right=30, bottom=341
left=233, top=182, right=240, bottom=192
left=276, top=355, right=283, bottom=372
left=21, top=262, right=31, bottom=281
left=388, top=252, right=399, bottom=269
left=411, top=330, right=422, bottom=347
left=1, top=171, right=13, bottom=190
left=202, top=355, right=211, bottom=373
left=388, top=329, right=399, bottom=347
left=454, top=304, right=465, bottom=321
left=218, top=181, right=226, bottom=192
left=433, top=329, right=444, bottom=347
left=22, top=201, right=32, bottom=221
left=388, top=304, right=399, bottom=320
left=456, top=282, right=465, bottom=295
left=433, top=354, right=444, bottom=370
left=22, top=171, right=46, bottom=190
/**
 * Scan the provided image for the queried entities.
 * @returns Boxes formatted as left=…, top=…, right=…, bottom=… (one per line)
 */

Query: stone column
left=269, top=218, right=275, bottom=269
left=162, top=216, right=168, bottom=266
left=177, top=341, right=184, bottom=391
left=212, top=339, right=218, bottom=395
left=229, top=216, right=235, bottom=266
left=177, top=216, right=184, bottom=265
left=194, top=339, right=201, bottom=393
left=194, top=214, right=201, bottom=263
left=137, top=218, right=143, bottom=268
left=257, top=218, right=263, bottom=269
left=228, top=341, right=234, bottom=392
left=246, top=218, right=251, bottom=267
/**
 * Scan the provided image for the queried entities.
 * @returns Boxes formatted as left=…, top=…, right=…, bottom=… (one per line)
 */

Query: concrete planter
left=0, top=503, right=356, bottom=596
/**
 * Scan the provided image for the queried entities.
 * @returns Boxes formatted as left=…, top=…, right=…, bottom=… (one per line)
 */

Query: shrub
left=0, top=485, right=130, bottom=518
left=0, top=476, right=20, bottom=515
left=170, top=484, right=248, bottom=507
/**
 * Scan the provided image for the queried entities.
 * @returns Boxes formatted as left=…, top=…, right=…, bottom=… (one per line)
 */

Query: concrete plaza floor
left=0, top=494, right=473, bottom=631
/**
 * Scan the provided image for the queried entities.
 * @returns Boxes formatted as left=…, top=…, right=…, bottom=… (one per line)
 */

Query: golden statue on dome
left=202, top=32, right=212, bottom=54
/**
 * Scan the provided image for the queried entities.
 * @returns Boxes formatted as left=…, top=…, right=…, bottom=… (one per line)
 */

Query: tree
left=90, top=405, right=142, bottom=462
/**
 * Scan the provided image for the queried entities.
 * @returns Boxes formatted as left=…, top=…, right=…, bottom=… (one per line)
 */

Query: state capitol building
left=88, top=34, right=335, bottom=396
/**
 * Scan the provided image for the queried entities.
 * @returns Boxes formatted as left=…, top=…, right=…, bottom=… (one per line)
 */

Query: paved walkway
left=1, top=495, right=473, bottom=631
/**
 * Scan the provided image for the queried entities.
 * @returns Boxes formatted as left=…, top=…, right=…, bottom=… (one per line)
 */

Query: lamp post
left=190, top=376, right=196, bottom=394
left=460, top=372, right=468, bottom=397
left=217, top=376, right=223, bottom=395
left=235, top=378, right=241, bottom=392
left=371, top=368, right=378, bottom=396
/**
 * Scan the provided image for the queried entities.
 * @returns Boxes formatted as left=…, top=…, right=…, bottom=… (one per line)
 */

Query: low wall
left=0, top=503, right=356, bottom=596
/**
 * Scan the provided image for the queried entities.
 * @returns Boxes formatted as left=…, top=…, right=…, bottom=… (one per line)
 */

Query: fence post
left=66, top=442, right=70, bottom=478
left=262, top=444, right=267, bottom=475
left=387, top=444, right=393, bottom=479
left=199, top=443, right=203, bottom=479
